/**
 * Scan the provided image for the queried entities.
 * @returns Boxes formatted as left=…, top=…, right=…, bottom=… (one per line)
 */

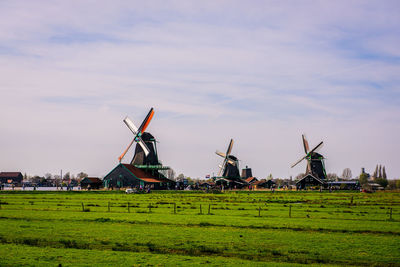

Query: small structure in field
left=80, top=177, right=103, bottom=190
left=0, top=172, right=23, bottom=185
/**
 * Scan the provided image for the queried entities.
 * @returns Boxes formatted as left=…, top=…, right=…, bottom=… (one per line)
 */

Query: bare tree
left=341, top=168, right=352, bottom=179
left=167, top=168, right=176, bottom=180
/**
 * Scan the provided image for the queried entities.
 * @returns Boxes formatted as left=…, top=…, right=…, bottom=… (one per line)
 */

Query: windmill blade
left=226, top=139, right=234, bottom=156
left=227, top=158, right=236, bottom=165
left=216, top=151, right=226, bottom=158
left=118, top=139, right=136, bottom=162
left=302, top=134, right=309, bottom=154
left=291, top=155, right=307, bottom=168
left=123, top=117, right=139, bottom=136
left=218, top=159, right=227, bottom=176
left=137, top=137, right=151, bottom=156
left=138, top=107, right=154, bottom=133
left=310, top=141, right=323, bottom=154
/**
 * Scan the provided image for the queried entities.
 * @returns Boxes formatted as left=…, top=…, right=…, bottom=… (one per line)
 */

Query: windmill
left=118, top=107, right=157, bottom=165
left=291, top=134, right=326, bottom=180
left=103, top=107, right=174, bottom=190
left=215, top=139, right=241, bottom=180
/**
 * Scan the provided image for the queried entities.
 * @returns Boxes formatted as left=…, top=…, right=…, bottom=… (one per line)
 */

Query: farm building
left=0, top=172, right=23, bottom=185
left=327, top=181, right=359, bottom=190
left=80, top=177, right=103, bottom=189
left=253, top=179, right=276, bottom=189
left=103, top=163, right=175, bottom=190
left=244, top=177, right=258, bottom=184
left=296, top=174, right=325, bottom=189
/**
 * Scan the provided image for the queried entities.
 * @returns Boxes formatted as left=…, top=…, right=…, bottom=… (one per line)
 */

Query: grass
left=0, top=190, right=399, bottom=266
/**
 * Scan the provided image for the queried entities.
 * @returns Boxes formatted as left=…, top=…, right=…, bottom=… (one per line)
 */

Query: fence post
left=108, top=202, right=110, bottom=212
left=200, top=204, right=202, bottom=214
left=259, top=206, right=261, bottom=217
left=81, top=202, right=84, bottom=212
left=289, top=205, right=292, bottom=218
left=208, top=204, right=211, bottom=215
left=174, top=203, right=176, bottom=214
left=148, top=204, right=151, bottom=213
left=350, top=196, right=353, bottom=205
left=390, top=208, right=393, bottom=220
left=128, top=202, right=130, bottom=213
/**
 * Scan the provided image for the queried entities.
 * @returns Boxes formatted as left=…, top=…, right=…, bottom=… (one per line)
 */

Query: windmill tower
left=215, top=139, right=243, bottom=186
left=104, top=108, right=174, bottom=190
left=291, top=134, right=327, bottom=181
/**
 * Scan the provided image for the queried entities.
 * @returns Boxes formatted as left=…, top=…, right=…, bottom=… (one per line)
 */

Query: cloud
left=0, top=1, right=399, bottom=179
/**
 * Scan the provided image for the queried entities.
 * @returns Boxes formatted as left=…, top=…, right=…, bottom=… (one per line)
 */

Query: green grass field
left=0, top=190, right=399, bottom=266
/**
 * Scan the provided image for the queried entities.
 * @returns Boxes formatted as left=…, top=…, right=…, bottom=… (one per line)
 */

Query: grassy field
left=0, top=190, right=399, bottom=266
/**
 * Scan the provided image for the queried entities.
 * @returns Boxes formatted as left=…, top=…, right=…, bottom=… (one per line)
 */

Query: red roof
left=253, top=179, right=267, bottom=185
left=0, top=172, right=22, bottom=178
left=122, top=164, right=171, bottom=183
left=245, top=177, right=257, bottom=183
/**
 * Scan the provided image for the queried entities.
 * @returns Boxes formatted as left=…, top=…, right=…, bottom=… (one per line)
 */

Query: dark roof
left=0, top=172, right=22, bottom=178
left=254, top=179, right=274, bottom=185
left=122, top=164, right=172, bottom=183
left=81, top=177, right=102, bottom=184
left=296, top=174, right=324, bottom=184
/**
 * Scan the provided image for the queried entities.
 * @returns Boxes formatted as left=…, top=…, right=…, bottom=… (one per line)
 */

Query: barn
left=103, top=163, right=175, bottom=190
left=0, top=172, right=23, bottom=185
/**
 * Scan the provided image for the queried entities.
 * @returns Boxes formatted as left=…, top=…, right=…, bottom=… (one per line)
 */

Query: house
left=245, top=177, right=258, bottom=184
left=80, top=177, right=103, bottom=189
left=253, top=179, right=275, bottom=189
left=103, top=163, right=175, bottom=190
left=0, top=172, right=23, bottom=185
left=296, top=174, right=325, bottom=189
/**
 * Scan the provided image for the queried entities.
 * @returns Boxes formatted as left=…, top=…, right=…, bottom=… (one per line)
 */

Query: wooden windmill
left=291, top=134, right=327, bottom=180
left=215, top=139, right=242, bottom=185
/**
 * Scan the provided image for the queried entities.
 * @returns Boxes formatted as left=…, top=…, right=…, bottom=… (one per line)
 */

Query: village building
left=0, top=172, right=23, bottom=185
left=244, top=177, right=258, bottom=184
left=103, top=163, right=175, bottom=190
left=80, top=177, right=103, bottom=189
left=253, top=179, right=276, bottom=189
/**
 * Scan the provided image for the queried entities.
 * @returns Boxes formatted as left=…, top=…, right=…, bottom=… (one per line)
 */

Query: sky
left=0, top=1, right=399, bottom=180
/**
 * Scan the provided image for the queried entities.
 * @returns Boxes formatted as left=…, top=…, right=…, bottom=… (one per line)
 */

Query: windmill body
left=292, top=135, right=327, bottom=189
left=103, top=108, right=175, bottom=190
left=214, top=139, right=245, bottom=187
left=131, top=132, right=159, bottom=166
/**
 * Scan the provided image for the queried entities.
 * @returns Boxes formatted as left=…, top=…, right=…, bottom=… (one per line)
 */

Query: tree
left=373, top=165, right=378, bottom=179
left=295, top=173, right=305, bottom=180
left=76, top=172, right=88, bottom=179
left=382, top=166, right=387, bottom=179
left=267, top=173, right=273, bottom=180
left=327, top=173, right=338, bottom=181
left=359, top=173, right=369, bottom=185
left=167, top=169, right=176, bottom=180
left=341, top=168, right=352, bottom=179
left=44, top=173, right=52, bottom=180
left=176, top=173, right=185, bottom=181
left=378, top=165, right=382, bottom=179
left=63, top=172, right=70, bottom=181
